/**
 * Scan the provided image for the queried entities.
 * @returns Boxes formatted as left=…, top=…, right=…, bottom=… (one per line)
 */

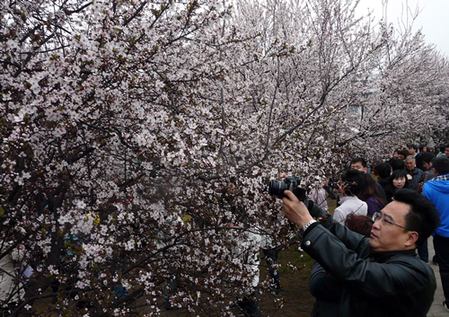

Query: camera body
left=327, top=181, right=339, bottom=190
left=268, top=176, right=306, bottom=201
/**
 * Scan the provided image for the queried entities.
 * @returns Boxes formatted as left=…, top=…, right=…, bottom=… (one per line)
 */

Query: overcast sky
left=356, top=0, right=449, bottom=58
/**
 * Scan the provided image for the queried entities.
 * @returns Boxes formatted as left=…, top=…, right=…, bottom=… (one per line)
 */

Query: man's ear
left=405, top=231, right=419, bottom=248
left=433, top=167, right=439, bottom=176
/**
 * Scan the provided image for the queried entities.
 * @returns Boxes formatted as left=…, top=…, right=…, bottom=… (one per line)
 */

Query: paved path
left=427, top=237, right=448, bottom=316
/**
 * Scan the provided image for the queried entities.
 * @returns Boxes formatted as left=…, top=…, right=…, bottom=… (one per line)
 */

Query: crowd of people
left=191, top=142, right=449, bottom=317
left=281, top=143, right=449, bottom=316
left=235, top=142, right=449, bottom=317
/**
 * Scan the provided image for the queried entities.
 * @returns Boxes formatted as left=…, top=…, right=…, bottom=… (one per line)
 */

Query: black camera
left=326, top=174, right=341, bottom=192
left=268, top=176, right=306, bottom=201
left=327, top=181, right=339, bottom=190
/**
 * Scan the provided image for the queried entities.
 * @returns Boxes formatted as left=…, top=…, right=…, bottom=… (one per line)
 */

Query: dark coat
left=303, top=222, right=436, bottom=317
left=309, top=261, right=342, bottom=317
left=408, top=167, right=425, bottom=190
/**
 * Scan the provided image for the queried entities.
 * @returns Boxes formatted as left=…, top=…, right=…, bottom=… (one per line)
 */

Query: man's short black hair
left=398, top=149, right=410, bottom=158
left=351, top=157, right=367, bottom=168
left=375, top=162, right=391, bottom=179
left=419, top=144, right=427, bottom=151
left=422, top=153, right=435, bottom=164
left=440, top=144, right=447, bottom=153
left=341, top=169, right=365, bottom=196
left=390, top=158, right=405, bottom=171
left=394, top=189, right=440, bottom=248
left=393, top=189, right=440, bottom=248
left=433, top=156, right=449, bottom=175
left=408, top=144, right=418, bottom=151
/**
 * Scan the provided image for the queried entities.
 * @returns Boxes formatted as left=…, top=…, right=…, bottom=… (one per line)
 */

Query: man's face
left=369, top=201, right=413, bottom=252
left=445, top=147, right=449, bottom=158
left=408, top=148, right=416, bottom=155
left=422, top=147, right=427, bottom=153
left=405, top=159, right=415, bottom=171
left=351, top=162, right=367, bottom=173
left=423, top=161, right=432, bottom=171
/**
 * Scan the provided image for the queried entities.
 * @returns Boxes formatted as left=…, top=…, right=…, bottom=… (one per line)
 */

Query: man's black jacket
left=302, top=221, right=435, bottom=317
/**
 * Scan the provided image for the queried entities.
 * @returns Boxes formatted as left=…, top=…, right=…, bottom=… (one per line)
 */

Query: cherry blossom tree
left=228, top=0, right=385, bottom=178
left=230, top=0, right=449, bottom=170
left=1, top=0, right=269, bottom=315
left=336, top=22, right=449, bottom=164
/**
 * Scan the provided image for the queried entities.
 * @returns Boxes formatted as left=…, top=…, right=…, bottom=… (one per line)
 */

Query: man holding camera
left=281, top=186, right=439, bottom=316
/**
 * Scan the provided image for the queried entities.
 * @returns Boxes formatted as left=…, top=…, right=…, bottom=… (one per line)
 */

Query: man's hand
left=282, top=190, right=313, bottom=227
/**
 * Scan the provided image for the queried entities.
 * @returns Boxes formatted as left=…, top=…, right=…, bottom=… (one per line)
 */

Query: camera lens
left=268, top=179, right=288, bottom=197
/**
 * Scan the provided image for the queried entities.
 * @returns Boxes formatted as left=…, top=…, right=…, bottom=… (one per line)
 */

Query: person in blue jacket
left=423, top=156, right=449, bottom=311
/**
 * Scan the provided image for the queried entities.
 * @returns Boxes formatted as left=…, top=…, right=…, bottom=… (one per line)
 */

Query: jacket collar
left=370, top=249, right=417, bottom=263
left=338, top=195, right=361, bottom=203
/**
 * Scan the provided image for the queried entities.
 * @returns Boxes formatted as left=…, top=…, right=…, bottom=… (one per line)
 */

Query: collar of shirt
left=339, top=195, right=362, bottom=204
left=433, top=173, right=449, bottom=181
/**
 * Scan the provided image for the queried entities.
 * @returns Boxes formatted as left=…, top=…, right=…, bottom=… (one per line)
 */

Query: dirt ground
left=257, top=247, right=316, bottom=316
